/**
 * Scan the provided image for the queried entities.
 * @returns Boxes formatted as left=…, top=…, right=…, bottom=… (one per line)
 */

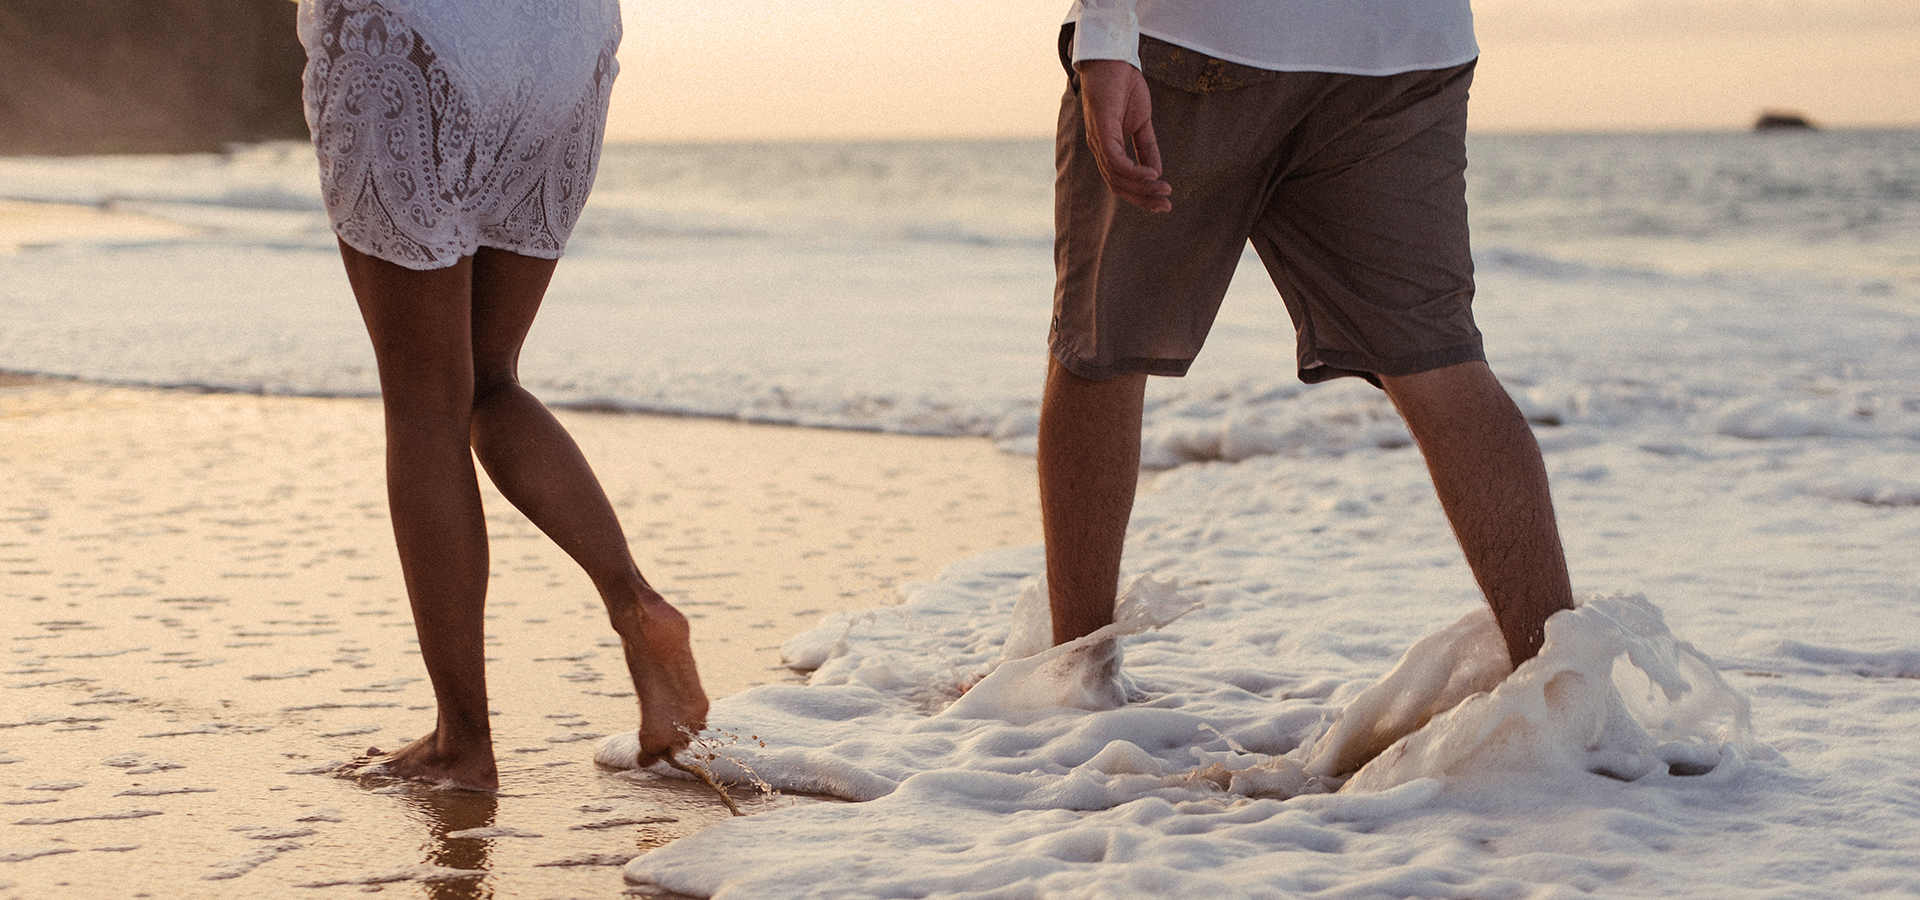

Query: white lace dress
left=298, top=0, right=621, bottom=270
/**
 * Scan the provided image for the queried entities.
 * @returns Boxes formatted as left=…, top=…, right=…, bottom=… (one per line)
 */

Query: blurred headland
left=0, top=0, right=306, bottom=155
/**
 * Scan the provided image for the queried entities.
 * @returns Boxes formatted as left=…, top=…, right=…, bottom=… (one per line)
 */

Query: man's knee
left=1380, top=362, right=1539, bottom=459
left=1383, top=361, right=1512, bottom=412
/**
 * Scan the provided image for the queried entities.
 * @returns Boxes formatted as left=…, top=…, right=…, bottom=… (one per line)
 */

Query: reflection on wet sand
left=411, top=788, right=497, bottom=900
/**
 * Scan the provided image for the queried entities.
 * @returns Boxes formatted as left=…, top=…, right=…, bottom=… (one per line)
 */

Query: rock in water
left=1753, top=110, right=1817, bottom=131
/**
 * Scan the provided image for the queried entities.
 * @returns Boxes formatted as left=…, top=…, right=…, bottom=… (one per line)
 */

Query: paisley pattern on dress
left=299, top=0, right=621, bottom=270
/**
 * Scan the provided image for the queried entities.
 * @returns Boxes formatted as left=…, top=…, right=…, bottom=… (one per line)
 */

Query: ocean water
left=4, top=129, right=1920, bottom=898
left=3, top=130, right=1913, bottom=440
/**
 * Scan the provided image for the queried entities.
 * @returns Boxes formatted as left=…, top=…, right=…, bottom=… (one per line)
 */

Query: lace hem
left=300, top=0, right=619, bottom=269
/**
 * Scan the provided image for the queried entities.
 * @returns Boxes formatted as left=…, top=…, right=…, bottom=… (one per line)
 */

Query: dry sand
left=0, top=379, right=1039, bottom=897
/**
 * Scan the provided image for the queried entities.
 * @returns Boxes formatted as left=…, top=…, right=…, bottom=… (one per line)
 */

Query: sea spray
left=1332, top=594, right=1757, bottom=792
left=1199, top=595, right=1757, bottom=797
left=941, top=574, right=1198, bottom=718
left=1298, top=605, right=1513, bottom=780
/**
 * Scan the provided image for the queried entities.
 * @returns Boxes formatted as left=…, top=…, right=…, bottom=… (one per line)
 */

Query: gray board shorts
left=1051, top=28, right=1486, bottom=387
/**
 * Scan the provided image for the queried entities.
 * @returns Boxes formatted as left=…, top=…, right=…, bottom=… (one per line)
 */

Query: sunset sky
left=605, top=0, right=1919, bottom=142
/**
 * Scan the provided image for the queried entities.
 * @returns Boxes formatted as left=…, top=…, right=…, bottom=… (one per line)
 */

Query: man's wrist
left=1071, top=4, right=1141, bottom=70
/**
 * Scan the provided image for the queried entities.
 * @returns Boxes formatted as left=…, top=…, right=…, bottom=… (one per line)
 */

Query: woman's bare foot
left=337, top=731, right=500, bottom=792
left=616, top=591, right=709, bottom=766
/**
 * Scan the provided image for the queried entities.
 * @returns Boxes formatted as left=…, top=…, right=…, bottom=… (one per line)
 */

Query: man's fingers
left=1093, top=137, right=1161, bottom=185
left=1093, top=143, right=1171, bottom=212
left=1076, top=59, right=1173, bottom=212
left=1115, top=120, right=1171, bottom=211
left=1129, top=118, right=1165, bottom=184
left=1114, top=186, right=1173, bottom=213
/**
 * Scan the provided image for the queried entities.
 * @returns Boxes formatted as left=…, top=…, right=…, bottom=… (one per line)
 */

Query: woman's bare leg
left=465, top=248, right=707, bottom=766
left=339, top=243, right=500, bottom=791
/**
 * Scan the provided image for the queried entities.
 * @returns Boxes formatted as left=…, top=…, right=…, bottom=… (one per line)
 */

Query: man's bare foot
left=617, top=592, right=709, bottom=767
left=337, top=731, right=500, bottom=792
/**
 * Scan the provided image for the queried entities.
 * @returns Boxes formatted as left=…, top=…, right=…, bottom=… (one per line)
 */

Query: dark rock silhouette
left=1754, top=110, right=1817, bottom=131
left=0, top=0, right=307, bottom=155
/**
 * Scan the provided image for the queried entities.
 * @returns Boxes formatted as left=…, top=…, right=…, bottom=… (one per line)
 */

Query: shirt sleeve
left=1070, top=0, right=1141, bottom=69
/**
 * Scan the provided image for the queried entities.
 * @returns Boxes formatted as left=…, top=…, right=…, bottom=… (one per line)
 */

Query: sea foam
left=1313, top=596, right=1755, bottom=791
left=610, top=584, right=1761, bottom=898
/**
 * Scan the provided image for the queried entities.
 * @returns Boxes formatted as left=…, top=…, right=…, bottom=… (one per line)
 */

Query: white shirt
left=1068, top=0, right=1478, bottom=76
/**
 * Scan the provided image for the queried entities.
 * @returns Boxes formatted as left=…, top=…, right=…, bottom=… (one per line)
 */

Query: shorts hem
left=1303, top=343, right=1486, bottom=387
left=1050, top=344, right=1195, bottom=381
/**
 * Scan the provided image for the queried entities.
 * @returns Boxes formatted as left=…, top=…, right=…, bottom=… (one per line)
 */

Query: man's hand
left=1075, top=59, right=1172, bottom=213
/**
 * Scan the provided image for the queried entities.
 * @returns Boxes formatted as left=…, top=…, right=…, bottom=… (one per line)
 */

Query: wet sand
left=0, top=199, right=199, bottom=252
left=0, top=380, right=1038, bottom=897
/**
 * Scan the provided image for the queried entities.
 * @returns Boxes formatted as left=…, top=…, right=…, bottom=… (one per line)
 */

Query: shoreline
left=0, top=378, right=1043, bottom=698
left=0, top=370, right=1017, bottom=441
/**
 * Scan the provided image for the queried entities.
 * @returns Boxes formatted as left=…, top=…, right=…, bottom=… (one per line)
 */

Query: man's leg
left=1380, top=361, right=1575, bottom=667
left=1038, top=357, right=1149, bottom=645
